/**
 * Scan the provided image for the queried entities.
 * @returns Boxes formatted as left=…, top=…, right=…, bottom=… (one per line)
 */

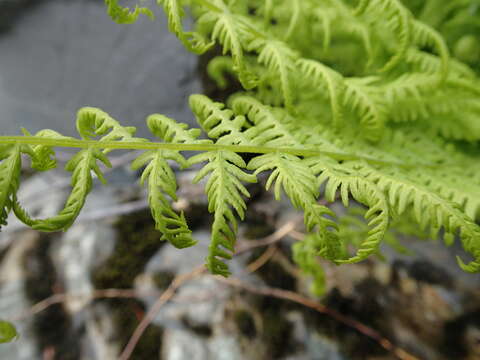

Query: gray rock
left=0, top=0, right=201, bottom=138
left=0, top=231, right=42, bottom=360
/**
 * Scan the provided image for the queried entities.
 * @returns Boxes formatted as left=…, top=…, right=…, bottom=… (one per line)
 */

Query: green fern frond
left=292, top=234, right=328, bottom=296
left=77, top=107, right=147, bottom=153
left=358, top=163, right=480, bottom=272
left=0, top=145, right=22, bottom=230
left=207, top=56, right=236, bottom=89
left=308, top=158, right=389, bottom=263
left=343, top=77, right=386, bottom=141
left=297, top=59, right=345, bottom=126
left=158, top=0, right=214, bottom=53
left=31, top=148, right=111, bottom=232
left=190, top=150, right=256, bottom=276
left=196, top=1, right=258, bottom=89
left=130, top=114, right=208, bottom=249
left=411, top=19, right=450, bottom=81
left=105, top=0, right=154, bottom=24
left=189, top=94, right=254, bottom=145
left=355, top=0, right=412, bottom=72
left=247, top=39, right=298, bottom=110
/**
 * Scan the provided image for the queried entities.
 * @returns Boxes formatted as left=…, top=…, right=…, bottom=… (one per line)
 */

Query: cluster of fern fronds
left=0, top=0, right=479, bottom=292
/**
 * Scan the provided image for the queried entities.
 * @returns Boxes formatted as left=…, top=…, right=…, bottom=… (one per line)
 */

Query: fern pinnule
left=188, top=94, right=257, bottom=275
left=105, top=0, right=154, bottom=24
left=297, top=58, right=345, bottom=127
left=159, top=0, right=213, bottom=54
left=343, top=77, right=386, bottom=142
left=247, top=39, right=298, bottom=111
left=197, top=1, right=258, bottom=89
left=77, top=107, right=147, bottom=153
left=130, top=114, right=207, bottom=249
left=0, top=145, right=22, bottom=229
left=307, top=158, right=389, bottom=263
left=189, top=94, right=253, bottom=145
left=190, top=150, right=256, bottom=276
left=31, top=148, right=111, bottom=232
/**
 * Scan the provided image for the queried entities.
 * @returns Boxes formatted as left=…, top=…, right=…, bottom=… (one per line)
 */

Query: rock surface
left=0, top=0, right=200, bottom=138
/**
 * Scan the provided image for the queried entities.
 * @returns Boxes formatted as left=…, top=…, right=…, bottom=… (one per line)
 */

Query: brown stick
left=118, top=265, right=206, bottom=360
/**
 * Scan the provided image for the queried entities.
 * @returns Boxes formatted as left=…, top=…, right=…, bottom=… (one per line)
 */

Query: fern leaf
left=248, top=39, right=298, bottom=111
left=358, top=164, right=480, bottom=272
left=188, top=94, right=257, bottom=275
left=0, top=145, right=22, bottom=230
left=197, top=1, right=257, bottom=89
left=343, top=77, right=385, bottom=141
left=308, top=158, right=389, bottom=263
left=248, top=152, right=341, bottom=262
left=105, top=0, right=154, bottom=24
left=158, top=0, right=213, bottom=54
left=190, top=150, right=256, bottom=276
left=77, top=107, right=147, bottom=153
left=355, top=0, right=411, bottom=72
left=292, top=234, right=328, bottom=296
left=131, top=114, right=209, bottom=248
left=189, top=94, right=254, bottom=145
left=31, top=148, right=111, bottom=231
left=297, top=59, right=345, bottom=126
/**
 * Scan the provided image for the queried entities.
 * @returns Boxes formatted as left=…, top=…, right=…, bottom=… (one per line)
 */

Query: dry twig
left=118, top=265, right=206, bottom=360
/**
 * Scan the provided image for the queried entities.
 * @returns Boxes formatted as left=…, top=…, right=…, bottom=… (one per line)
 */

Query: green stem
left=0, top=136, right=431, bottom=168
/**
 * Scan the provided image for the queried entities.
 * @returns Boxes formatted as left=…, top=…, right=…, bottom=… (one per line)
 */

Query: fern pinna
left=0, top=0, right=479, bottom=291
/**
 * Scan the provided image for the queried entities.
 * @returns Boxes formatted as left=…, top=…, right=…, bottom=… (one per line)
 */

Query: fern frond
left=130, top=114, right=208, bottom=248
left=0, top=145, right=22, bottom=230
left=188, top=93, right=257, bottom=275
left=158, top=0, right=213, bottom=53
left=247, top=39, right=298, bottom=111
left=411, top=19, right=450, bottom=81
left=190, top=150, right=256, bottom=276
left=105, top=0, right=154, bottom=24
left=31, top=148, right=111, bottom=231
left=189, top=94, right=254, bottom=145
left=297, top=59, right=345, bottom=126
left=197, top=1, right=258, bottom=89
left=248, top=152, right=341, bottom=262
left=343, top=77, right=385, bottom=141
left=358, top=163, right=480, bottom=272
left=292, top=234, right=328, bottom=296
left=307, top=158, right=389, bottom=263
left=207, top=56, right=236, bottom=89
left=77, top=107, right=147, bottom=153
left=355, top=0, right=411, bottom=72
